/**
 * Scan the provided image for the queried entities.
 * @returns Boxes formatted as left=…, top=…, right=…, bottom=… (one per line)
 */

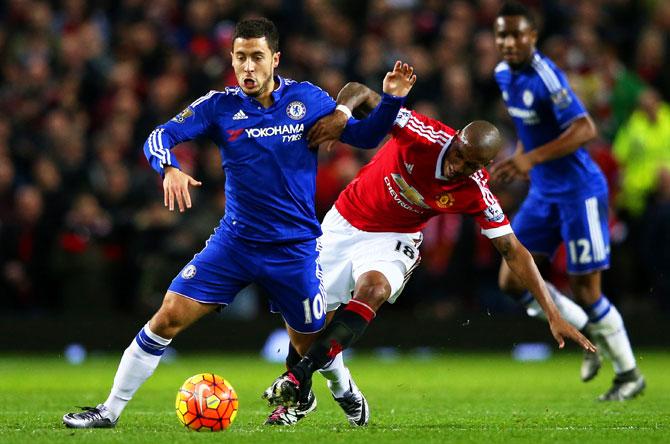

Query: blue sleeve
left=143, top=91, right=219, bottom=176
left=546, top=69, right=588, bottom=129
left=309, top=84, right=337, bottom=120
left=340, top=93, right=406, bottom=149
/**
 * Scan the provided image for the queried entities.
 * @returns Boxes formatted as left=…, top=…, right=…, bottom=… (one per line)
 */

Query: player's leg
left=264, top=324, right=319, bottom=426
left=265, top=271, right=387, bottom=422
left=562, top=194, right=644, bottom=400
left=266, top=229, right=420, bottom=410
left=570, top=271, right=644, bottom=399
left=278, top=310, right=370, bottom=426
left=311, top=309, right=355, bottom=399
left=265, top=208, right=356, bottom=425
left=62, top=292, right=218, bottom=428
left=103, top=293, right=218, bottom=418
left=284, top=317, right=368, bottom=426
left=310, top=212, right=371, bottom=425
left=63, top=232, right=250, bottom=428
left=297, top=269, right=391, bottom=369
left=300, top=229, right=422, bottom=374
left=561, top=194, right=645, bottom=400
left=320, top=348, right=369, bottom=426
left=259, top=237, right=329, bottom=425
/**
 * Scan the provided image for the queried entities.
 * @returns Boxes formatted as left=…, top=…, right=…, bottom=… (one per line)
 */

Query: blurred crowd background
left=1, top=0, right=669, bottom=321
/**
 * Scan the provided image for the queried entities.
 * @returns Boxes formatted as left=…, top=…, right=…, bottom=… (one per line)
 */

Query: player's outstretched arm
left=306, top=82, right=381, bottom=148
left=491, top=233, right=597, bottom=352
left=307, top=61, right=416, bottom=149
left=163, top=166, right=202, bottom=212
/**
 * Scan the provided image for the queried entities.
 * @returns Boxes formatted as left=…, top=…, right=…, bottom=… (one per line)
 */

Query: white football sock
left=523, top=282, right=589, bottom=330
left=586, top=296, right=636, bottom=374
left=318, top=352, right=351, bottom=398
left=103, top=323, right=171, bottom=420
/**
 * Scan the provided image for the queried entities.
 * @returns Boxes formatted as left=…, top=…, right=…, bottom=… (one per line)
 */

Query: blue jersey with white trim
left=494, top=52, right=607, bottom=201
left=143, top=76, right=404, bottom=243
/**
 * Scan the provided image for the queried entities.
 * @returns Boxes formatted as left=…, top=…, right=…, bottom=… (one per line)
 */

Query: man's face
left=231, top=37, right=280, bottom=97
left=494, top=16, right=537, bottom=68
left=443, top=132, right=493, bottom=181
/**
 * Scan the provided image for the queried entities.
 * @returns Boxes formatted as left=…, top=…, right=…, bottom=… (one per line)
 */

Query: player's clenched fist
left=383, top=61, right=417, bottom=97
left=163, top=166, right=202, bottom=212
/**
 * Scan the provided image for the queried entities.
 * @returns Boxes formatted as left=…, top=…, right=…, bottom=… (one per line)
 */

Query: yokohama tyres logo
left=245, top=123, right=304, bottom=138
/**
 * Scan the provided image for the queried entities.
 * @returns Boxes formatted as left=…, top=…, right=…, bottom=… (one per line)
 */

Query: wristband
left=335, top=104, right=352, bottom=119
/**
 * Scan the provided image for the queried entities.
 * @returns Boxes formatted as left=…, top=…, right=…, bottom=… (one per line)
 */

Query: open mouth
left=243, top=78, right=256, bottom=88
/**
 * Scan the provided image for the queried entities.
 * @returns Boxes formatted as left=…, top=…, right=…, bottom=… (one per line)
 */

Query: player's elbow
left=581, top=116, right=598, bottom=143
left=342, top=81, right=365, bottom=91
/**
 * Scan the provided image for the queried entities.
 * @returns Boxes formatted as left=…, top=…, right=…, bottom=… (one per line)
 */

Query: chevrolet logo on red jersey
left=391, top=173, right=430, bottom=209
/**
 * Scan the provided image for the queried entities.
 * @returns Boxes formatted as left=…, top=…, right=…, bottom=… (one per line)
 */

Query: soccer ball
left=175, top=373, right=238, bottom=431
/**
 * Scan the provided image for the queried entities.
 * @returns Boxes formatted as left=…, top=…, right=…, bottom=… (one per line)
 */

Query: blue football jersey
left=144, top=76, right=403, bottom=243
left=494, top=52, right=607, bottom=201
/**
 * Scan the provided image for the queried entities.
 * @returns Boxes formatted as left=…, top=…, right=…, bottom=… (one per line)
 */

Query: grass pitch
left=0, top=350, right=668, bottom=443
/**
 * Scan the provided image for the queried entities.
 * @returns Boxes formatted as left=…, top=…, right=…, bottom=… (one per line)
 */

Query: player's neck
left=509, top=50, right=535, bottom=71
left=256, top=77, right=278, bottom=108
left=509, top=59, right=531, bottom=71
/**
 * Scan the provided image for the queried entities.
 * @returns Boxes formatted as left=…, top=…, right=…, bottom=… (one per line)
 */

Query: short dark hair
left=497, top=1, right=536, bottom=28
left=232, top=18, right=279, bottom=53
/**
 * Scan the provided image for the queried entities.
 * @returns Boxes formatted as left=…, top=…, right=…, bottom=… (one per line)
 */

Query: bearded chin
left=248, top=77, right=271, bottom=97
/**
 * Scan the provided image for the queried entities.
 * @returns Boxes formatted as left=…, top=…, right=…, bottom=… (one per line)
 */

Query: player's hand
left=307, top=111, right=348, bottom=149
left=548, top=316, right=597, bottom=352
left=491, top=153, right=533, bottom=183
left=382, top=61, right=417, bottom=97
left=163, top=166, right=202, bottom=212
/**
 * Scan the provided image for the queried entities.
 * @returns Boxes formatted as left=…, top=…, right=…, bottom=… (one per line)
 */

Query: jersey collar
left=509, top=51, right=538, bottom=74
left=271, top=75, right=286, bottom=102
left=435, top=137, right=454, bottom=181
left=235, top=76, right=286, bottom=104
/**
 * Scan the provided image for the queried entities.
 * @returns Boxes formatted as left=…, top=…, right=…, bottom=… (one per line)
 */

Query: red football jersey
left=335, top=109, right=513, bottom=238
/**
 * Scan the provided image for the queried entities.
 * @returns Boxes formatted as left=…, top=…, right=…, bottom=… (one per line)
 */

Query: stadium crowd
left=1, top=0, right=669, bottom=318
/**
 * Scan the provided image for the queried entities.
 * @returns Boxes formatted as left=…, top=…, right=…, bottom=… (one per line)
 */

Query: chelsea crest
left=286, top=101, right=306, bottom=120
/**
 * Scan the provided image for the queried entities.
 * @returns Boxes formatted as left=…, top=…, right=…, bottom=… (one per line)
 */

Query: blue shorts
left=512, top=192, right=610, bottom=274
left=169, top=229, right=326, bottom=333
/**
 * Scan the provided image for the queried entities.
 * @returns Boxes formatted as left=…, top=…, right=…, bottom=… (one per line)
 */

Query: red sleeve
left=466, top=170, right=513, bottom=239
left=391, top=108, right=456, bottom=147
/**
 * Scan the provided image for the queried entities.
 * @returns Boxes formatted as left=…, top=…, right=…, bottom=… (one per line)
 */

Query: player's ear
left=273, top=51, right=281, bottom=68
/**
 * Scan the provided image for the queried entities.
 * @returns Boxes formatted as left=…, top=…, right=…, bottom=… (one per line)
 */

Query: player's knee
left=150, top=299, right=188, bottom=338
left=354, top=283, right=390, bottom=311
left=149, top=315, right=182, bottom=339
